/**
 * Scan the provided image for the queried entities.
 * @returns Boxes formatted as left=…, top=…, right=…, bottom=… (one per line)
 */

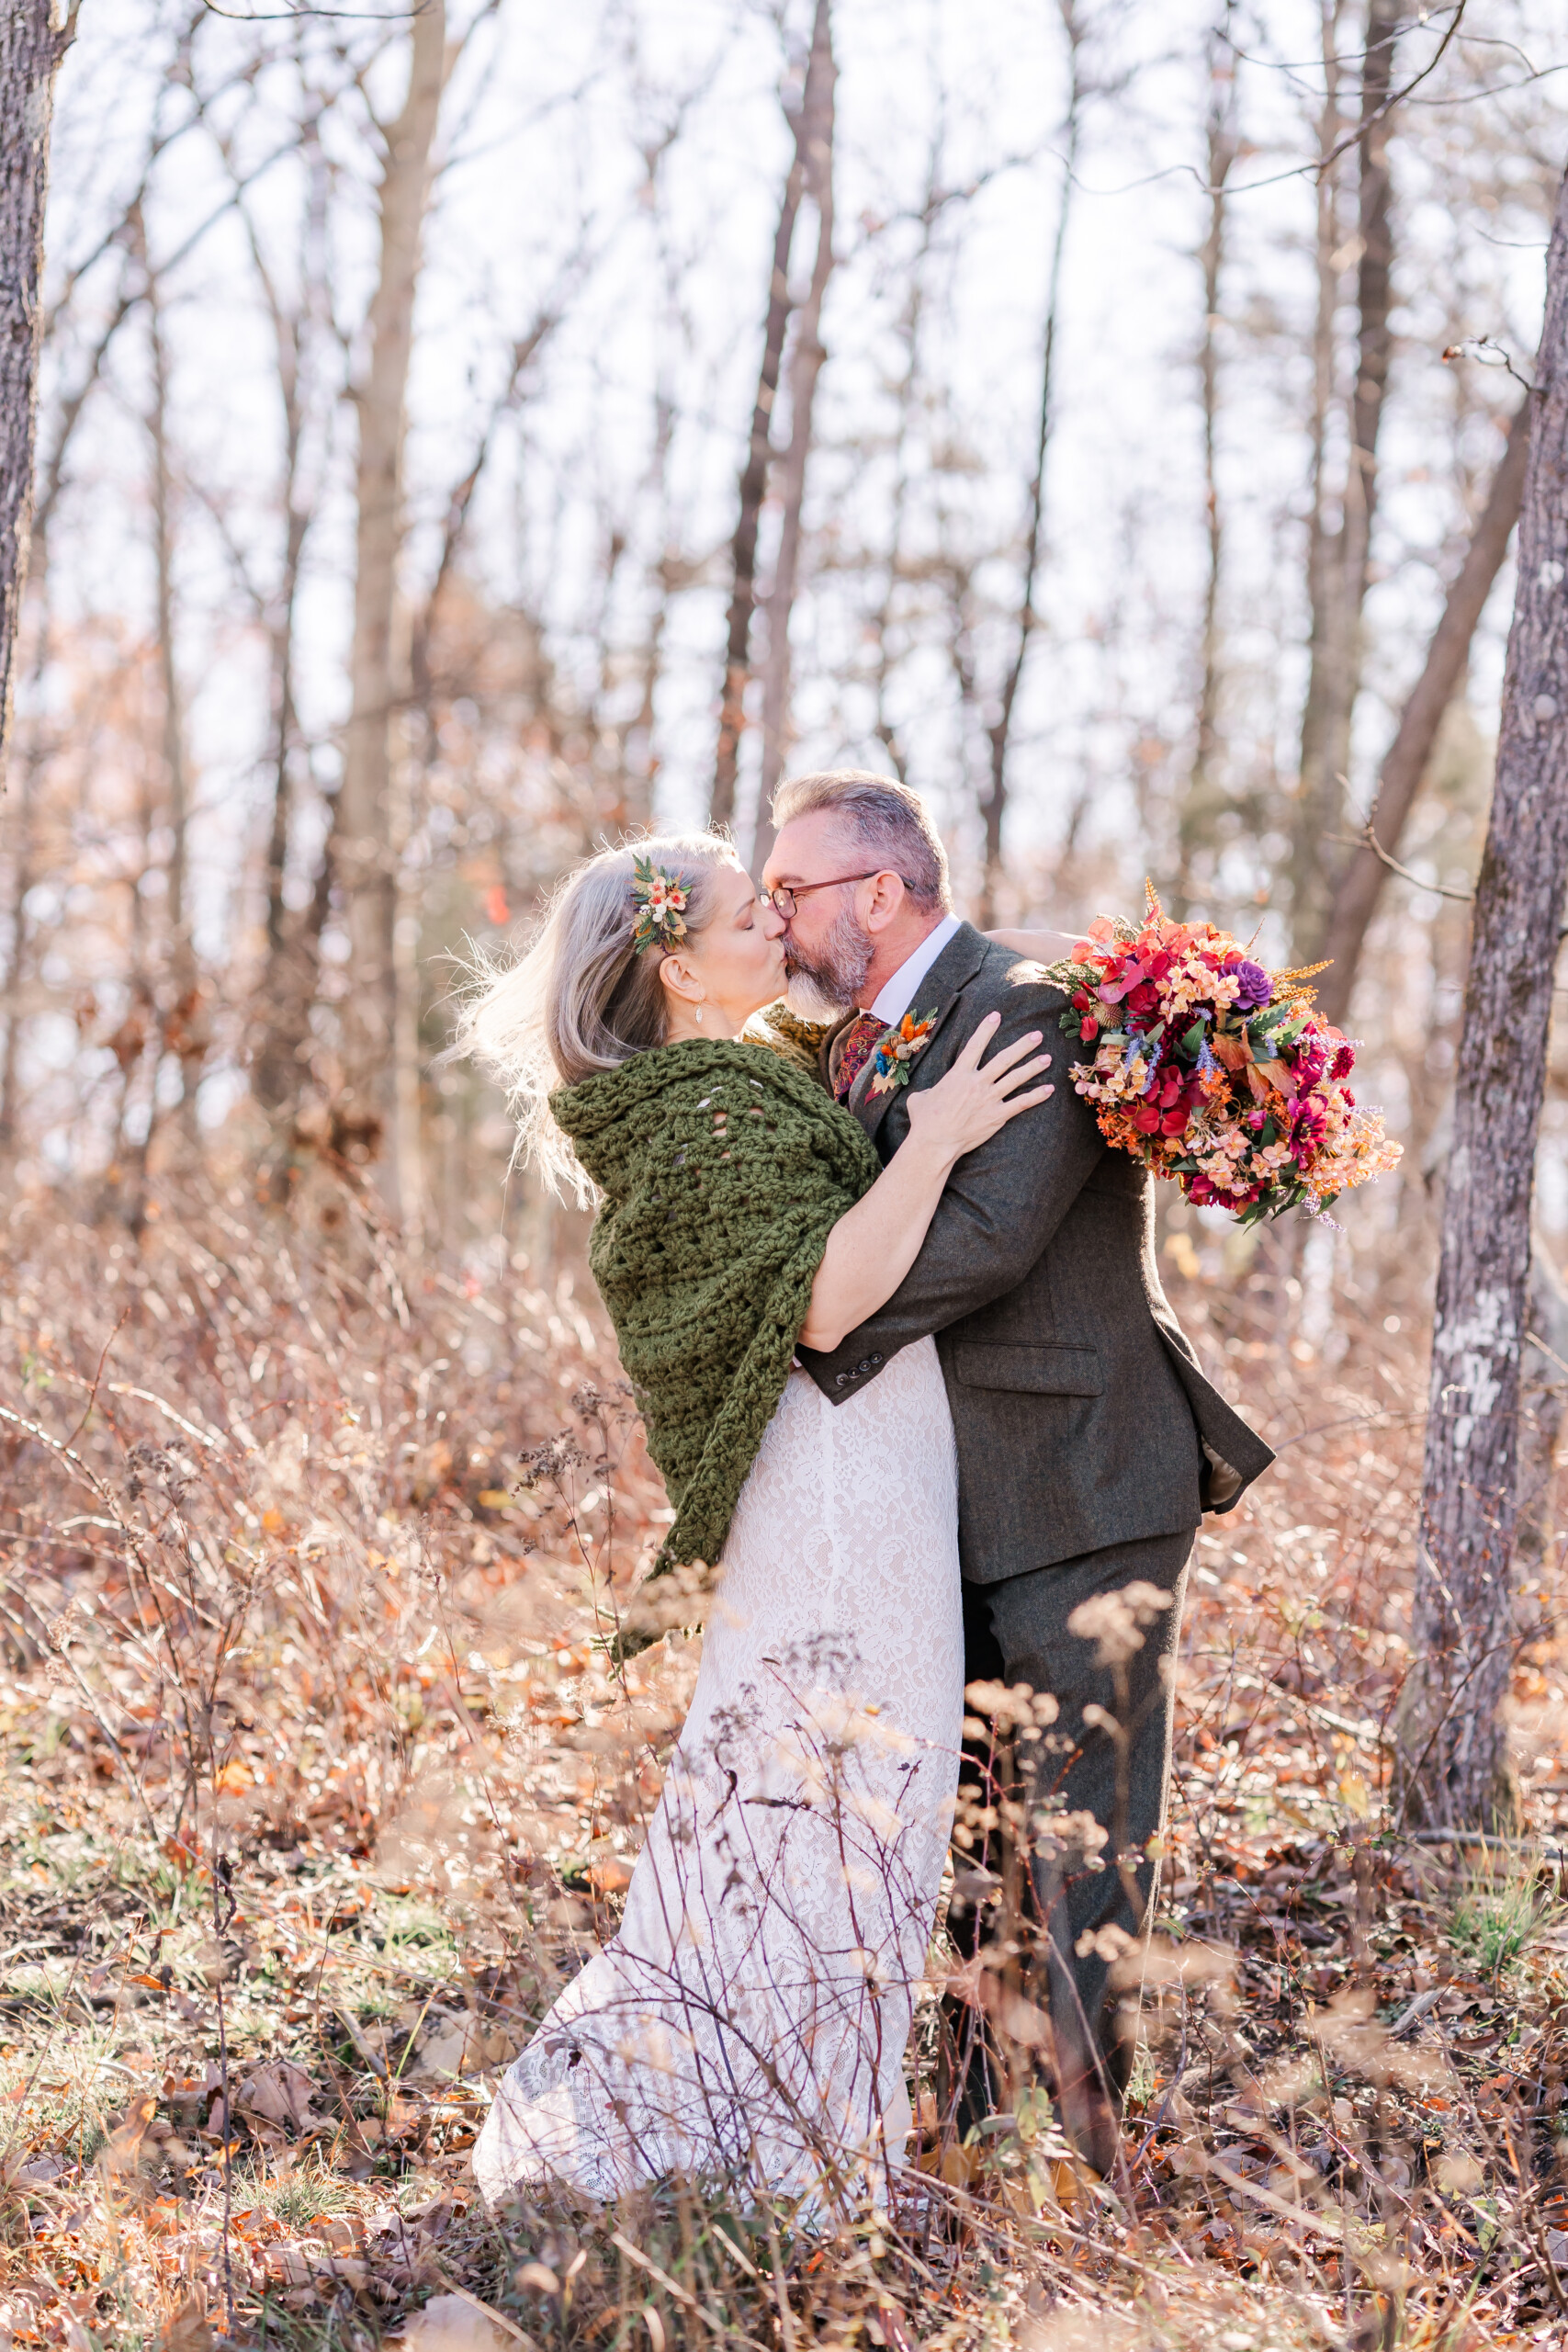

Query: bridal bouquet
left=1044, top=888, right=1400, bottom=1224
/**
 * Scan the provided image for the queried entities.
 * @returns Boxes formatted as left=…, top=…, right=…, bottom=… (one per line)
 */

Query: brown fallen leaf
left=392, top=2290, right=536, bottom=2351
left=157, top=2298, right=212, bottom=2352
left=236, top=2059, right=324, bottom=2131
left=97, top=2095, right=159, bottom=2181
left=411, top=2016, right=516, bottom=2081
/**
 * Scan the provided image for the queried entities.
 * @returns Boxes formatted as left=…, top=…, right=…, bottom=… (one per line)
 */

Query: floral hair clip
left=630, top=854, right=690, bottom=955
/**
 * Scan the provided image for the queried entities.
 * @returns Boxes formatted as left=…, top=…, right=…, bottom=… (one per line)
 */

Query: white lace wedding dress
left=474, top=1335, right=963, bottom=2211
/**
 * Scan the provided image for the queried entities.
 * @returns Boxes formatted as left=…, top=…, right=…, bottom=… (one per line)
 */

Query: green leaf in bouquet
left=1179, top=1017, right=1206, bottom=1057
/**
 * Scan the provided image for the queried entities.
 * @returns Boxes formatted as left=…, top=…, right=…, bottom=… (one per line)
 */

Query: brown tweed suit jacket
left=795, top=922, right=1274, bottom=1584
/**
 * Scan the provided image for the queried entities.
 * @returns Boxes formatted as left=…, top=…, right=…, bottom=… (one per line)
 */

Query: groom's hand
left=800, top=974, right=1102, bottom=1380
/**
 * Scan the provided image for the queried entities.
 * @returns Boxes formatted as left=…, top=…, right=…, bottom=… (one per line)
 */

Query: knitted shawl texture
left=550, top=1038, right=880, bottom=1573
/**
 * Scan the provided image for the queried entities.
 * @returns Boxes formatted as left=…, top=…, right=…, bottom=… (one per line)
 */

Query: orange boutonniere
left=867, top=1006, right=939, bottom=1097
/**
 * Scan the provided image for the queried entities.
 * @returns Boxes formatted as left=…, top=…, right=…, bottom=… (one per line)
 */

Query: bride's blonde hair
left=457, top=832, right=741, bottom=1201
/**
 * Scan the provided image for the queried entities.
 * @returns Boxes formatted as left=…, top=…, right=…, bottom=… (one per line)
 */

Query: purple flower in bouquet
left=1229, top=958, right=1272, bottom=1011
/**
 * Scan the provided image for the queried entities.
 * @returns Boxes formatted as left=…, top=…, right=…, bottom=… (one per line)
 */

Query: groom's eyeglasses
left=759, top=871, right=906, bottom=920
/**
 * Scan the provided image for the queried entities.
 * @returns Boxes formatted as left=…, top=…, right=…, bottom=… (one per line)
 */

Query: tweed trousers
left=948, top=1525, right=1197, bottom=2117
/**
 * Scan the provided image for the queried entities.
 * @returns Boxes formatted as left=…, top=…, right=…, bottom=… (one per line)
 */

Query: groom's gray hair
left=771, top=769, right=952, bottom=915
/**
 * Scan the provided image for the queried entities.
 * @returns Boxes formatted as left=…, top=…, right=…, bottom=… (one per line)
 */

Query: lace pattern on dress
left=475, top=1339, right=964, bottom=2211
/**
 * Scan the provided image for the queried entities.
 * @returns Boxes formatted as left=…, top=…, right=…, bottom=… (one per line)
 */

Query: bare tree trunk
left=1516, top=1235, right=1568, bottom=1589
left=1292, top=0, right=1399, bottom=962
left=147, top=280, right=187, bottom=949
left=251, top=481, right=312, bottom=1119
left=0, top=729, right=38, bottom=1148
left=1398, top=166, right=1568, bottom=1832
left=710, top=0, right=830, bottom=831
left=145, top=254, right=210, bottom=1148
left=751, top=0, right=836, bottom=873
left=977, top=0, right=1083, bottom=929
left=0, top=0, right=75, bottom=775
left=389, top=748, right=423, bottom=1251
left=245, top=121, right=328, bottom=1127
left=1317, top=396, right=1529, bottom=1026
left=1174, top=4, right=1237, bottom=915
left=1292, top=16, right=1346, bottom=944
left=328, top=1, right=447, bottom=1195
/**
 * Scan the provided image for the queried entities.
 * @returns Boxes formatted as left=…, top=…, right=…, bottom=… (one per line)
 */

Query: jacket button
left=870, top=1352, right=883, bottom=1366
left=857, top=1358, right=872, bottom=1374
left=835, top=1373, right=847, bottom=1387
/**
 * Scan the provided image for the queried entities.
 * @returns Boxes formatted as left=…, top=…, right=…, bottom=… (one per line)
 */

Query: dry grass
left=1, top=1172, right=1567, bottom=2349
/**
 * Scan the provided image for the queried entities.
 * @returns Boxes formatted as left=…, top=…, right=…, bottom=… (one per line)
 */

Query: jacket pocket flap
left=953, top=1342, right=1104, bottom=1397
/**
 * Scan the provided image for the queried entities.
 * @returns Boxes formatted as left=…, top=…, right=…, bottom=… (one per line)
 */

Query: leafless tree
left=1398, top=165, right=1568, bottom=1832
left=328, top=0, right=453, bottom=1206
left=750, top=0, right=836, bottom=872
left=1291, top=0, right=1401, bottom=964
left=710, top=0, right=833, bottom=840
left=1317, top=395, right=1529, bottom=1027
left=0, top=0, right=80, bottom=775
left=1173, top=0, right=1238, bottom=914
left=976, top=0, right=1085, bottom=928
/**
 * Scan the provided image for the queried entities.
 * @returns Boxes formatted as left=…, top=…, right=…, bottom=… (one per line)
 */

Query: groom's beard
left=784, top=908, right=874, bottom=1022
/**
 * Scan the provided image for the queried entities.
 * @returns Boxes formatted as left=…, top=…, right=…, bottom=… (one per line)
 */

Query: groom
left=765, top=770, right=1273, bottom=2175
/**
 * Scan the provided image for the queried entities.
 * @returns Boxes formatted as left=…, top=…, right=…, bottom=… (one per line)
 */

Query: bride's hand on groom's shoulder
left=905, top=1010, right=1054, bottom=1166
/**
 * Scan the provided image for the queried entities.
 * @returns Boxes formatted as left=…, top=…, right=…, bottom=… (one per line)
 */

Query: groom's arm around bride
left=766, top=769, right=1275, bottom=2175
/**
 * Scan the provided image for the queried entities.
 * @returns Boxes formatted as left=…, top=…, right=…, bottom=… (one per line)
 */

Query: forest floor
left=2, top=1173, right=1568, bottom=2351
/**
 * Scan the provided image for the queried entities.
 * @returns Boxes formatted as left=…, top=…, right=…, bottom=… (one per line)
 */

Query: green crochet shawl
left=550, top=1036, right=880, bottom=1575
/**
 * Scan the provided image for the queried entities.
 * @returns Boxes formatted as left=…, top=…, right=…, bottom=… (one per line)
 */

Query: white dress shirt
left=865, top=913, right=962, bottom=1025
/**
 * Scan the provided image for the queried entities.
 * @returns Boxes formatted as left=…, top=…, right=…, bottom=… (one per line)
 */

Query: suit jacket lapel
left=849, top=922, right=990, bottom=1147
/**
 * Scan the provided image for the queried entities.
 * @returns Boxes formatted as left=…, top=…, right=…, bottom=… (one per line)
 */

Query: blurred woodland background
left=8, top=0, right=1562, bottom=1255
left=7, top=3, right=1568, bottom=2347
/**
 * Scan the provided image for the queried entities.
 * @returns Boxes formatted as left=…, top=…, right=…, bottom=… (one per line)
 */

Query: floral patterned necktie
left=833, top=1012, right=887, bottom=1102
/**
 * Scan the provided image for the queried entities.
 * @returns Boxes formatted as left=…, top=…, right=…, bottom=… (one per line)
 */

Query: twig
left=609, top=2230, right=766, bottom=2346
left=62, top=1314, right=130, bottom=1449
left=210, top=1849, right=237, bottom=2332
left=0, top=1588, right=161, bottom=1840
left=1327, top=822, right=1476, bottom=905
left=1331, top=818, right=1568, bottom=940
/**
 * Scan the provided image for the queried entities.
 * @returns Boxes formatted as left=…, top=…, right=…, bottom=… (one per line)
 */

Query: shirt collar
left=866, top=913, right=962, bottom=1026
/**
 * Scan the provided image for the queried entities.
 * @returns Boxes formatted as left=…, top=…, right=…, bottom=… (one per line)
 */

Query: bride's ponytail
left=457, top=833, right=737, bottom=1200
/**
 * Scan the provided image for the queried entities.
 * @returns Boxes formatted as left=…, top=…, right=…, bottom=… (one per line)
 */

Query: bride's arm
left=797, top=1013, right=1052, bottom=1352
left=987, top=926, right=1078, bottom=960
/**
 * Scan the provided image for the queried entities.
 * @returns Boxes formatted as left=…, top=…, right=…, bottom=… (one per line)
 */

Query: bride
left=459, top=833, right=1050, bottom=2210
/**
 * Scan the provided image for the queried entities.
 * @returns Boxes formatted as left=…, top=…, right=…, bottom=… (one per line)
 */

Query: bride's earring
left=694, top=1004, right=705, bottom=1024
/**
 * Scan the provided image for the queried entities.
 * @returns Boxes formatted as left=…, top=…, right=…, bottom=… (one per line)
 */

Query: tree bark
left=977, top=0, right=1082, bottom=928
left=328, top=0, right=447, bottom=1186
left=1399, top=164, right=1568, bottom=1832
left=750, top=0, right=835, bottom=873
left=250, top=413, right=313, bottom=1118
left=1174, top=5, right=1238, bottom=915
left=242, top=123, right=326, bottom=1126
left=1516, top=1235, right=1568, bottom=1589
left=0, top=0, right=74, bottom=777
left=1316, top=395, right=1529, bottom=1027
left=1292, top=0, right=1399, bottom=965
left=146, top=258, right=187, bottom=949
left=709, top=0, right=830, bottom=832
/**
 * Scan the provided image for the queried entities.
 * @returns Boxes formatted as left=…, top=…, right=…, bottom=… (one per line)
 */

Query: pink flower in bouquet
left=1043, top=886, right=1402, bottom=1224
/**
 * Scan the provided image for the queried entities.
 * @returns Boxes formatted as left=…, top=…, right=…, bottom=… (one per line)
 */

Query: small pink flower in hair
left=630, top=854, right=690, bottom=954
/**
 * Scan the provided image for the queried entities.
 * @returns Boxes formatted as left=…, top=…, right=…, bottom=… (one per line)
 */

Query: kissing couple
left=463, top=770, right=1272, bottom=2210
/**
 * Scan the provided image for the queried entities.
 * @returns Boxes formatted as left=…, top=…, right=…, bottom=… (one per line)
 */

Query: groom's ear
left=863, top=872, right=907, bottom=933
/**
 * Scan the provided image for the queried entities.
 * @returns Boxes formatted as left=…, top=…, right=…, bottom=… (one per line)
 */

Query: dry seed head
left=1066, top=1579, right=1173, bottom=1667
